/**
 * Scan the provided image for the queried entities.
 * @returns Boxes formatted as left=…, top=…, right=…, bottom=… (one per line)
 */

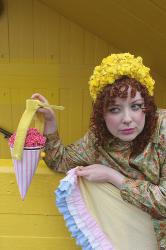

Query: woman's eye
left=108, top=107, right=120, bottom=113
left=131, top=104, right=143, bottom=111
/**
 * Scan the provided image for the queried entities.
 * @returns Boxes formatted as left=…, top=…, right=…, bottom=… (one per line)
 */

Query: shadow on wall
left=0, top=0, right=4, bottom=17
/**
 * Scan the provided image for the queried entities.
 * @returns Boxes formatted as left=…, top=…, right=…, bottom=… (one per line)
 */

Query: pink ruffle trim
left=56, top=168, right=114, bottom=250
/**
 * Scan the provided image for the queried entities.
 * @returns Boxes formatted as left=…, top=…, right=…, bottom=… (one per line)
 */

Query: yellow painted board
left=94, top=37, right=109, bottom=64
left=0, top=64, right=91, bottom=88
left=0, top=0, right=9, bottom=63
left=116, top=0, right=166, bottom=37
left=0, top=214, right=70, bottom=237
left=0, top=195, right=59, bottom=215
left=0, top=89, right=12, bottom=130
left=84, top=31, right=96, bottom=65
left=0, top=65, right=59, bottom=91
left=33, top=0, right=61, bottom=64
left=0, top=165, right=60, bottom=213
left=0, top=162, right=65, bottom=198
left=0, top=173, right=62, bottom=215
left=33, top=0, right=47, bottom=63
left=0, top=89, right=12, bottom=158
left=59, top=16, right=71, bottom=64
left=70, top=23, right=84, bottom=64
left=46, top=6, right=60, bottom=64
left=7, top=0, right=33, bottom=63
left=0, top=236, right=80, bottom=250
left=57, top=64, right=92, bottom=79
left=0, top=160, right=81, bottom=250
left=0, top=161, right=64, bottom=194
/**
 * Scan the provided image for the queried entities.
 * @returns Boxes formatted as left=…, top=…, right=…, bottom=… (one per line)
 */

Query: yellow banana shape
left=12, top=99, right=64, bottom=160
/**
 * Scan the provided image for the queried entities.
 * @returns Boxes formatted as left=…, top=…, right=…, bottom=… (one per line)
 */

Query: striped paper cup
left=10, top=147, right=41, bottom=200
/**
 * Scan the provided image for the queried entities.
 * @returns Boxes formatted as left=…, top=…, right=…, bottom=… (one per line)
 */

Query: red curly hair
left=90, top=77, right=157, bottom=156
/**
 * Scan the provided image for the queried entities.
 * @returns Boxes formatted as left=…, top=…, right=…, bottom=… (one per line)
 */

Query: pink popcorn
left=9, top=128, right=46, bottom=200
left=9, top=128, right=46, bottom=148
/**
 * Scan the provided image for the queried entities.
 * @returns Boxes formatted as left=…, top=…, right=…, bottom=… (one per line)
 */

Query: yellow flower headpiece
left=89, top=53, right=155, bottom=101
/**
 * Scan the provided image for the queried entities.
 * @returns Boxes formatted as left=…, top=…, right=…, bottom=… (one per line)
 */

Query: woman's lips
left=120, top=128, right=135, bottom=135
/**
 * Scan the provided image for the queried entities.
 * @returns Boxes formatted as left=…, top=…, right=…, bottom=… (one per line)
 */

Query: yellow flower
left=89, top=53, right=155, bottom=101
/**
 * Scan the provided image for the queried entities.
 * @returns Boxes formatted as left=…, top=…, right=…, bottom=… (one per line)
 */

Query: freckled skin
left=104, top=88, right=145, bottom=142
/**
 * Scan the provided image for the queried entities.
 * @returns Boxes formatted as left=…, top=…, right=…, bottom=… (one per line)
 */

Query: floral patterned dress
left=44, top=109, right=166, bottom=249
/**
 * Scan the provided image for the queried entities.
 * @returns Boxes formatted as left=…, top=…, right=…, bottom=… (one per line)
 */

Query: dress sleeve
left=120, top=164, right=166, bottom=218
left=43, top=130, right=97, bottom=173
left=120, top=113, right=166, bottom=219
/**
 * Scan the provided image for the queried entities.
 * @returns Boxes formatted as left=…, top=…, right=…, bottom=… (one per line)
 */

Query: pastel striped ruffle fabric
left=55, top=168, right=114, bottom=250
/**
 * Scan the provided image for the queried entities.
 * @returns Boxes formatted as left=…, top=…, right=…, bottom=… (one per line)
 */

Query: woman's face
left=104, top=88, right=145, bottom=141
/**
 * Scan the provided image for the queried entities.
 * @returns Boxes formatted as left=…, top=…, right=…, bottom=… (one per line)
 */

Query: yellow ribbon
left=12, top=99, right=64, bottom=160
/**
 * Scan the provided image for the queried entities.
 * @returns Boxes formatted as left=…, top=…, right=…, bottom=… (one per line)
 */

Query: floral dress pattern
left=44, top=109, right=166, bottom=249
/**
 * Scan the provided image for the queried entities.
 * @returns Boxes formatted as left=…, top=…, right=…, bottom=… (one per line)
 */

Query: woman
left=32, top=53, right=166, bottom=249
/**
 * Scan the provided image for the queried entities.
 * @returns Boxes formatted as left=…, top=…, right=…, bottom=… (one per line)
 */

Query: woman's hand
left=76, top=164, right=126, bottom=189
left=31, top=93, right=57, bottom=134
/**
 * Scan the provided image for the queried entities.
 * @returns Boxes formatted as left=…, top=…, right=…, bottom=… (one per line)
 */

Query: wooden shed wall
left=0, top=1, right=166, bottom=250
left=0, top=160, right=80, bottom=250
left=0, top=0, right=165, bottom=158
left=0, top=1, right=118, bottom=250
left=0, top=0, right=120, bottom=158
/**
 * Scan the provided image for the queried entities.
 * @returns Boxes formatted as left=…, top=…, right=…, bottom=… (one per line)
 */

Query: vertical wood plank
left=7, top=0, right=33, bottom=63
left=0, top=89, right=12, bottom=158
left=70, top=23, right=84, bottom=64
left=33, top=0, right=47, bottom=63
left=59, top=16, right=71, bottom=64
left=0, top=0, right=9, bottom=63
left=84, top=31, right=96, bottom=65
left=10, top=89, right=23, bottom=130
left=94, top=37, right=109, bottom=64
left=46, top=8, right=60, bottom=64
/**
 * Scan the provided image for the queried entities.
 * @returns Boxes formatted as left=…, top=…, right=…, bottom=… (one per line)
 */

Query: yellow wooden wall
left=0, top=0, right=120, bottom=158
left=0, top=160, right=81, bottom=250
left=0, top=0, right=165, bottom=158
left=0, top=1, right=119, bottom=249
left=0, top=1, right=166, bottom=249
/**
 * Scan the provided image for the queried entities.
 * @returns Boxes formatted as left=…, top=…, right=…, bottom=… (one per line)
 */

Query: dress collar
left=107, top=136, right=132, bottom=151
